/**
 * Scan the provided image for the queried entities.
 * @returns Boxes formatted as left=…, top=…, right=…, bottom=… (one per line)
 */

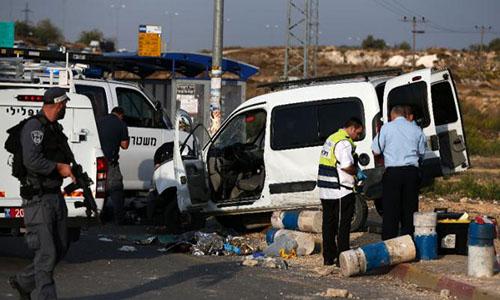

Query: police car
left=0, top=64, right=175, bottom=238
left=152, top=68, right=470, bottom=231
left=0, top=69, right=106, bottom=238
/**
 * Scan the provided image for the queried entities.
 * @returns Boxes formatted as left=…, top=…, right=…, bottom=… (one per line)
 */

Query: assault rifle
left=64, top=161, right=98, bottom=218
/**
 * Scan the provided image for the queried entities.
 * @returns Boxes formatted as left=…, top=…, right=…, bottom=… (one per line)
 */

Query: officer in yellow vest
left=318, top=117, right=364, bottom=266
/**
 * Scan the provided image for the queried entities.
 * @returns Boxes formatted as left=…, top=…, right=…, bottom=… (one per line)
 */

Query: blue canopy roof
left=101, top=51, right=259, bottom=80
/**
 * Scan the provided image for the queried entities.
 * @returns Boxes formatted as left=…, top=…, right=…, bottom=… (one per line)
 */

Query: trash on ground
left=264, top=234, right=298, bottom=257
left=118, top=245, right=137, bottom=252
left=98, top=237, right=113, bottom=242
left=192, top=232, right=225, bottom=256
left=157, top=247, right=168, bottom=252
left=223, top=236, right=254, bottom=256
left=158, top=234, right=178, bottom=245
left=314, top=265, right=337, bottom=277
left=266, top=228, right=316, bottom=256
left=241, top=255, right=288, bottom=269
left=317, top=288, right=352, bottom=298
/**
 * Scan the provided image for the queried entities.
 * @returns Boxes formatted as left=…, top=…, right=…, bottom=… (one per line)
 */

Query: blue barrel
left=468, top=222, right=495, bottom=247
left=281, top=211, right=300, bottom=230
left=413, top=212, right=438, bottom=260
left=360, top=241, right=391, bottom=271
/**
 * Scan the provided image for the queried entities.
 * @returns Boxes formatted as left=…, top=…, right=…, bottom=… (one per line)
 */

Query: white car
left=152, top=68, right=470, bottom=231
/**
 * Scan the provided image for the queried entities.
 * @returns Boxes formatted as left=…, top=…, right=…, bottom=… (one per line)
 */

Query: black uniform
left=15, top=113, right=71, bottom=300
left=97, top=113, right=129, bottom=224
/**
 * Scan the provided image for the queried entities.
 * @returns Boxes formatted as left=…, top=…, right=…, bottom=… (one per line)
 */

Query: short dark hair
left=344, top=117, right=363, bottom=129
left=111, top=106, right=125, bottom=115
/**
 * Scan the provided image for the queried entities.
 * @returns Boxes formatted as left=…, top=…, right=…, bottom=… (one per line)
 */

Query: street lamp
left=164, top=10, right=179, bottom=51
left=110, top=3, right=126, bottom=49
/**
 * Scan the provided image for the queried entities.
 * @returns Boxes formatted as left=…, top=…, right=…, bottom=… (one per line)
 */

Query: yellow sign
left=138, top=25, right=162, bottom=57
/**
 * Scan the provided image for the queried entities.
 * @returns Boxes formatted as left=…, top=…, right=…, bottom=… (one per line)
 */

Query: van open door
left=382, top=69, right=442, bottom=178
left=173, top=110, right=209, bottom=212
left=430, top=69, right=469, bottom=175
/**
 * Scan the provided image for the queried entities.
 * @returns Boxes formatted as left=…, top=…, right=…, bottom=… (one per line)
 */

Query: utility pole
left=402, top=16, right=425, bottom=69
left=210, top=0, right=224, bottom=135
left=283, top=0, right=319, bottom=80
left=475, top=25, right=492, bottom=54
left=22, top=1, right=33, bottom=24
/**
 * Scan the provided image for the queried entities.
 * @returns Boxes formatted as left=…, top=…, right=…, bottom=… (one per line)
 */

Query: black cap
left=43, top=87, right=70, bottom=104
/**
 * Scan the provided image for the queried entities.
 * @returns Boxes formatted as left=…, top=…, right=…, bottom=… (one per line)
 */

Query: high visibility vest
left=317, top=128, right=356, bottom=190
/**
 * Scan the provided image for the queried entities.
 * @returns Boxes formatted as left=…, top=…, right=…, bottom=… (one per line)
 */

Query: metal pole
left=412, top=17, right=416, bottom=68
left=303, top=0, right=310, bottom=78
left=210, top=0, right=224, bottom=135
left=284, top=0, right=291, bottom=80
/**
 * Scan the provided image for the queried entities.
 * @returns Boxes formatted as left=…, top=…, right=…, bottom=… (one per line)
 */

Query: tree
left=14, top=21, right=35, bottom=40
left=488, top=38, right=500, bottom=52
left=361, top=35, right=387, bottom=49
left=34, top=19, right=64, bottom=45
left=77, top=29, right=104, bottom=45
left=395, top=41, right=411, bottom=51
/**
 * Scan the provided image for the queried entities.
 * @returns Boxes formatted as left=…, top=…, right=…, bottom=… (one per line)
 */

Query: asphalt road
left=0, top=224, right=439, bottom=300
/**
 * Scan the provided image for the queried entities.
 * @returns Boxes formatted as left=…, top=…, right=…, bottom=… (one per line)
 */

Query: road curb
left=389, top=263, right=500, bottom=300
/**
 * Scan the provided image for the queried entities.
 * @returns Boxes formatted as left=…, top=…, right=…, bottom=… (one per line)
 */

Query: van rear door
left=382, top=69, right=442, bottom=177
left=430, top=69, right=469, bottom=175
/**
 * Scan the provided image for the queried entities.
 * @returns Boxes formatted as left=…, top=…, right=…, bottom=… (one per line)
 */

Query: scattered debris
left=317, top=288, right=352, bottom=298
left=98, top=237, right=113, bottom=242
left=241, top=255, right=288, bottom=270
left=118, top=245, right=137, bottom=252
left=314, top=266, right=337, bottom=277
left=439, top=289, right=450, bottom=298
left=157, top=248, right=168, bottom=252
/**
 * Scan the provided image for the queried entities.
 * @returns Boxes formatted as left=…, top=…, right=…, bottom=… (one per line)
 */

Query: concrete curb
left=389, top=263, right=500, bottom=300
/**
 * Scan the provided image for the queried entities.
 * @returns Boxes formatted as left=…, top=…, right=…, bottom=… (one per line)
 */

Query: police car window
left=387, top=81, right=430, bottom=127
left=75, top=85, right=108, bottom=118
left=116, top=87, right=165, bottom=128
left=212, top=110, right=266, bottom=149
left=271, top=98, right=364, bottom=150
left=431, top=81, right=458, bottom=126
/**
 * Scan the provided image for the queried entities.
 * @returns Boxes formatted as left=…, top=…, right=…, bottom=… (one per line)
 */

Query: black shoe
left=8, top=276, right=31, bottom=300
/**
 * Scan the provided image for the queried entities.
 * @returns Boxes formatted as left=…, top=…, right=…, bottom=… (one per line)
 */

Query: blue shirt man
left=372, top=105, right=426, bottom=240
left=372, top=116, right=426, bottom=166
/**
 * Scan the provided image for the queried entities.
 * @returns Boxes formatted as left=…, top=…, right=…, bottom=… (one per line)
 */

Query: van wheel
left=351, top=194, right=368, bottom=232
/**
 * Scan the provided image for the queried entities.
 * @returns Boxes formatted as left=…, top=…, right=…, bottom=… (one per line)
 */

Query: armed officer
left=9, top=87, right=74, bottom=300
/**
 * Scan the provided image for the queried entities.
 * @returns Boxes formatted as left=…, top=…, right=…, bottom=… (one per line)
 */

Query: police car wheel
left=350, top=194, right=368, bottom=232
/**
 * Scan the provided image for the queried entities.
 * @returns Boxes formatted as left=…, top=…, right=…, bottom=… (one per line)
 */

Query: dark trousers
left=107, top=163, right=125, bottom=224
left=17, top=193, right=68, bottom=300
left=382, top=166, right=420, bottom=240
left=321, top=193, right=355, bottom=265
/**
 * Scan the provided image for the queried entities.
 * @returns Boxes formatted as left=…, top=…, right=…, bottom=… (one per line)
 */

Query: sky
left=0, top=0, right=499, bottom=52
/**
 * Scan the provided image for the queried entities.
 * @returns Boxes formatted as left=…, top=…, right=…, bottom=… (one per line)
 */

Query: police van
left=0, top=61, right=174, bottom=237
left=152, top=68, right=470, bottom=231
left=0, top=62, right=174, bottom=194
left=0, top=69, right=106, bottom=239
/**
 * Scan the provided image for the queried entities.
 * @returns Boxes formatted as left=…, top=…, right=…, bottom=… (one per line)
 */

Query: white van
left=152, top=68, right=470, bottom=230
left=0, top=84, right=106, bottom=239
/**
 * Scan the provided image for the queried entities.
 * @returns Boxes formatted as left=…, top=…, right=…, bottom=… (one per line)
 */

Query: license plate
left=4, top=208, right=24, bottom=218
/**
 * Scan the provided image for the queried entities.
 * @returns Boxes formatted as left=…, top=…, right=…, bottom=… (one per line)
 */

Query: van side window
left=213, top=110, right=266, bottom=149
left=271, top=98, right=364, bottom=150
left=116, top=87, right=166, bottom=128
left=387, top=81, right=430, bottom=127
left=75, top=85, right=108, bottom=118
left=431, top=81, right=458, bottom=126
